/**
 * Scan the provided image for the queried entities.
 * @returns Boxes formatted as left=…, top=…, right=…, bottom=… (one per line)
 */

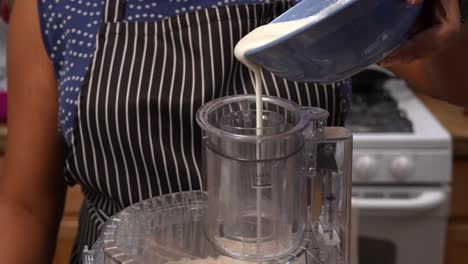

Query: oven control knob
left=354, top=156, right=378, bottom=180
left=390, top=156, right=415, bottom=181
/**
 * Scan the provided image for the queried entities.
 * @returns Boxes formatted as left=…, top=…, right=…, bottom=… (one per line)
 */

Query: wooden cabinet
left=448, top=160, right=468, bottom=219
left=444, top=160, right=468, bottom=264
left=445, top=222, right=468, bottom=264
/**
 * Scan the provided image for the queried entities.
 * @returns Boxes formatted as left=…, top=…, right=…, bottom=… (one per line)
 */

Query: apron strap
left=104, top=0, right=125, bottom=23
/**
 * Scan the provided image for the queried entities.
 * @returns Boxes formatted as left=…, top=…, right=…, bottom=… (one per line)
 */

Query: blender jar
left=197, top=95, right=351, bottom=261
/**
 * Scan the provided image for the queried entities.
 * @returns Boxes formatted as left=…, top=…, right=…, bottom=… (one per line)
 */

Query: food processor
left=83, top=95, right=353, bottom=264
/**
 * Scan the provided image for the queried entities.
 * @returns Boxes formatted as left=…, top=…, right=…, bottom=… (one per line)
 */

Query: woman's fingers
left=379, top=0, right=461, bottom=66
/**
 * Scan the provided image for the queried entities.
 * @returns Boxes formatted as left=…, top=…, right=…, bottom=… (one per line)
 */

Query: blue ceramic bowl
left=245, top=0, right=422, bottom=83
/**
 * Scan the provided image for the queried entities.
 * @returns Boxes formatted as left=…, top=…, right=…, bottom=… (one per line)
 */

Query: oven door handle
left=352, top=190, right=447, bottom=212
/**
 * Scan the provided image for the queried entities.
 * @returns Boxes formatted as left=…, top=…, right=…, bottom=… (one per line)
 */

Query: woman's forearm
left=2, top=0, right=69, bottom=262
left=389, top=23, right=468, bottom=106
left=0, top=200, right=64, bottom=263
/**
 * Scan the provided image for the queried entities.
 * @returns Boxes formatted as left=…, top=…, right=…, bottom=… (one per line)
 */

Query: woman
left=1, top=0, right=464, bottom=263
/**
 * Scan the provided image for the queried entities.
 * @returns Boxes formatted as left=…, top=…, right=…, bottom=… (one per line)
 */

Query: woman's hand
left=380, top=0, right=461, bottom=66
left=375, top=0, right=468, bottom=106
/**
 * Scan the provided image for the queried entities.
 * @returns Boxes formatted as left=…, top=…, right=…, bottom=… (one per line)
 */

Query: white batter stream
left=233, top=14, right=322, bottom=256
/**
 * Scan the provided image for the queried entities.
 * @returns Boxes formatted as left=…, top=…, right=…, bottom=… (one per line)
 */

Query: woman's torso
left=38, top=1, right=351, bottom=263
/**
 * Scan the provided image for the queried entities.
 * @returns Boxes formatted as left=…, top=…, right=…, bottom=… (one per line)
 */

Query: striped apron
left=64, top=0, right=349, bottom=262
